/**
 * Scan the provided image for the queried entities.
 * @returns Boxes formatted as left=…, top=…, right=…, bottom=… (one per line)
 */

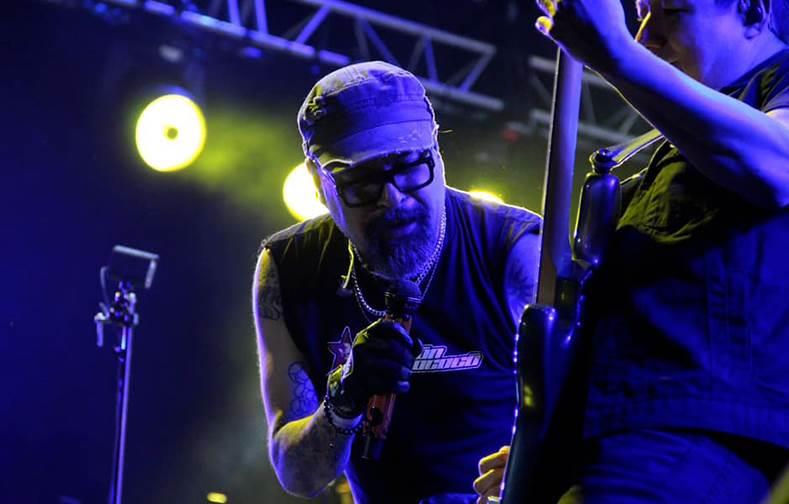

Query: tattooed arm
left=503, top=232, right=541, bottom=326
left=253, top=248, right=355, bottom=497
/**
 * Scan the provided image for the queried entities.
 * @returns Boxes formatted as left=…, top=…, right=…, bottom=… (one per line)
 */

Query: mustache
left=366, top=206, right=428, bottom=234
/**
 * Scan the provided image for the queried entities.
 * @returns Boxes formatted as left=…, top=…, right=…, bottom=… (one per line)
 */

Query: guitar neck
left=536, top=51, right=584, bottom=306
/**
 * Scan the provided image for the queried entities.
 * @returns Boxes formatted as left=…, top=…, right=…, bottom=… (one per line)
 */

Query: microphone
left=361, top=279, right=422, bottom=460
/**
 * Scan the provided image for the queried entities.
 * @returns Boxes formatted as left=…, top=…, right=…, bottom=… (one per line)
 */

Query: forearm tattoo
left=287, top=362, right=319, bottom=420
left=257, top=253, right=283, bottom=320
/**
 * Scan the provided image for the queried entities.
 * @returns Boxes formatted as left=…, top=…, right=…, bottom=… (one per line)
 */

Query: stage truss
left=44, top=0, right=650, bottom=144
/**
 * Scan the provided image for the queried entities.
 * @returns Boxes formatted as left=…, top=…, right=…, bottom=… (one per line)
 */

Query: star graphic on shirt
left=327, top=326, right=353, bottom=370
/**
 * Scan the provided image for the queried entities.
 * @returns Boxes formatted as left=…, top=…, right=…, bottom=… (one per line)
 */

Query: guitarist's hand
left=532, top=0, right=634, bottom=76
left=473, top=445, right=510, bottom=503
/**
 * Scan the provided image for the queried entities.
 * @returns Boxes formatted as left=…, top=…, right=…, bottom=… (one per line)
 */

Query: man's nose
left=377, top=181, right=407, bottom=208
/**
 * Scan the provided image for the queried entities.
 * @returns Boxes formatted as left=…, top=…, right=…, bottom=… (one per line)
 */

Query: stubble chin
left=366, top=222, right=435, bottom=280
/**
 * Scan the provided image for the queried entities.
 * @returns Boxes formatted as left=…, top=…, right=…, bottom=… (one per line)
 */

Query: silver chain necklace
left=351, top=207, right=446, bottom=319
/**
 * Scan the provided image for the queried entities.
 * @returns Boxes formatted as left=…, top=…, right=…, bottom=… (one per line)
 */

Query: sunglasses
left=321, top=148, right=436, bottom=207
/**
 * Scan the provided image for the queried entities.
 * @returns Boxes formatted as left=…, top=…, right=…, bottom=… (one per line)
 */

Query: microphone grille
left=384, top=279, right=422, bottom=317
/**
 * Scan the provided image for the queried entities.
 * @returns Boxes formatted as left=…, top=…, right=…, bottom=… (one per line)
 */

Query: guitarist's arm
left=536, top=0, right=789, bottom=208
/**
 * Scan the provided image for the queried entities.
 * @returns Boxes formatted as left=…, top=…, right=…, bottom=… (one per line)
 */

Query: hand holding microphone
left=326, top=319, right=421, bottom=416
left=324, top=280, right=422, bottom=459
left=363, top=280, right=422, bottom=459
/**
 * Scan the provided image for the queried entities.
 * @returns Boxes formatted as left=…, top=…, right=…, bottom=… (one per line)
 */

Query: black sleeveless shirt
left=584, top=50, right=789, bottom=447
left=264, top=188, right=541, bottom=503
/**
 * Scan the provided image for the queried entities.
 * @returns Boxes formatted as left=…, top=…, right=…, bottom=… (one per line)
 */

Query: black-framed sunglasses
left=322, top=148, right=436, bottom=207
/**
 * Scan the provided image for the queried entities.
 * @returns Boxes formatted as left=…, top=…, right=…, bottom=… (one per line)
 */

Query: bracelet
left=323, top=395, right=364, bottom=436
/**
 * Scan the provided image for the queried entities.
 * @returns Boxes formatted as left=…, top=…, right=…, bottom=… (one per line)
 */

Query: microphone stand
left=93, top=245, right=158, bottom=504
left=95, top=280, right=139, bottom=504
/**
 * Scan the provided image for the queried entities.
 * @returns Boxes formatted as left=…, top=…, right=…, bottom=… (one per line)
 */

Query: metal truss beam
left=95, top=0, right=504, bottom=111
left=45, top=0, right=647, bottom=144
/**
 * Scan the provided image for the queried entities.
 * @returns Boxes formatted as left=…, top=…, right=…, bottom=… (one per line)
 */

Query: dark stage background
left=1, top=1, right=643, bottom=502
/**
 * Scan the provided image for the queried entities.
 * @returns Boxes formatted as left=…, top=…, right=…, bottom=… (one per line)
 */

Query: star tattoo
left=327, top=326, right=353, bottom=370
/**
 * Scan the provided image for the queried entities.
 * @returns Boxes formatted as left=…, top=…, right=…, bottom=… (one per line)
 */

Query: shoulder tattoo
left=256, top=252, right=283, bottom=321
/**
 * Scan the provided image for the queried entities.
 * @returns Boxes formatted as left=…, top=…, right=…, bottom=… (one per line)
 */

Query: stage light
left=468, top=189, right=504, bottom=204
left=135, top=93, right=206, bottom=172
left=206, top=492, right=228, bottom=503
left=283, top=162, right=329, bottom=221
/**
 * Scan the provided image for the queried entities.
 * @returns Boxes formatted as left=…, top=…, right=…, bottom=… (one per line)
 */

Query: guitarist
left=476, top=0, right=789, bottom=501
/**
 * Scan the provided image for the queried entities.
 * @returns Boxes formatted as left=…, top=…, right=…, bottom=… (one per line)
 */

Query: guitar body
left=502, top=287, right=589, bottom=503
left=503, top=304, right=562, bottom=504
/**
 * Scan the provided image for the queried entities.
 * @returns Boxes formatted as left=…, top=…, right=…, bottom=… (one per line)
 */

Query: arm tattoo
left=257, top=253, right=283, bottom=320
left=505, top=241, right=539, bottom=327
left=505, top=232, right=540, bottom=324
left=506, top=259, right=536, bottom=311
left=287, top=362, right=319, bottom=420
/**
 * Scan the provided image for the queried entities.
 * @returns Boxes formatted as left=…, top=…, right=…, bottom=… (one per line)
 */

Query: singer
left=252, top=61, right=541, bottom=503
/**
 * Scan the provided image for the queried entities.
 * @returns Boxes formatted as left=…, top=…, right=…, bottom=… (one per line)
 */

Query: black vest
left=264, top=188, right=541, bottom=503
left=584, top=50, right=789, bottom=447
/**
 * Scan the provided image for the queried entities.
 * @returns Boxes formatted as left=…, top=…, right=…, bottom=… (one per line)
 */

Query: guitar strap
left=592, top=128, right=664, bottom=171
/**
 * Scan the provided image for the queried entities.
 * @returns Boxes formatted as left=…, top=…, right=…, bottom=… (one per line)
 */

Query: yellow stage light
left=283, top=162, right=329, bottom=221
left=468, top=189, right=504, bottom=204
left=135, top=94, right=206, bottom=172
left=206, top=492, right=228, bottom=503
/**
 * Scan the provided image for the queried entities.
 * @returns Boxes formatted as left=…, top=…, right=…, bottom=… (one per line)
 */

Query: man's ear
left=306, top=158, right=327, bottom=205
left=739, top=0, right=768, bottom=31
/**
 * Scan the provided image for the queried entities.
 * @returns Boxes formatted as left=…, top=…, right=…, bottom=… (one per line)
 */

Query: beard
left=358, top=204, right=437, bottom=280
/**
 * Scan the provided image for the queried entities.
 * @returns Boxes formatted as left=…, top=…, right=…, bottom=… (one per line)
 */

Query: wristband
left=323, top=396, right=363, bottom=435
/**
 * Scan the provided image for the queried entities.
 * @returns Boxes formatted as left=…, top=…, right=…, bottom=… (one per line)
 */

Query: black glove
left=326, top=319, right=422, bottom=418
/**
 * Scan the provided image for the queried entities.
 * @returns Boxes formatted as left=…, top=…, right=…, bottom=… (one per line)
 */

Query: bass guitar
left=498, top=49, right=624, bottom=503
